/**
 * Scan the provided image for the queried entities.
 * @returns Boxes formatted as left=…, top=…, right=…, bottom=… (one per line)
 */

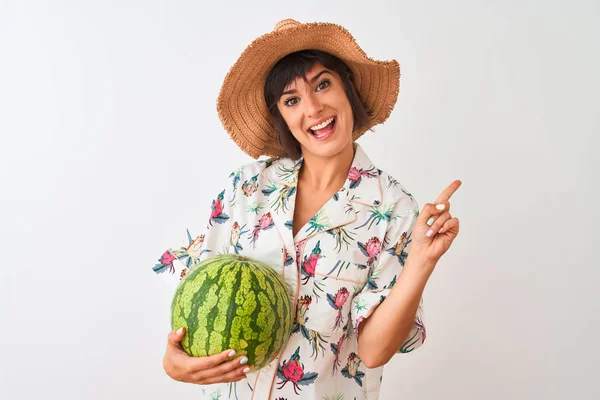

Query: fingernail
left=176, top=327, right=184, bottom=335
left=228, top=350, right=237, bottom=357
left=242, top=367, right=250, bottom=373
left=240, top=357, right=248, bottom=365
left=427, top=217, right=435, bottom=226
left=426, top=229, right=434, bottom=237
left=436, top=204, right=445, bottom=211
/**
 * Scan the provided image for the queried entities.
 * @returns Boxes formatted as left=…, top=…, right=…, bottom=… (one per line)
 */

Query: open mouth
left=308, top=117, right=336, bottom=140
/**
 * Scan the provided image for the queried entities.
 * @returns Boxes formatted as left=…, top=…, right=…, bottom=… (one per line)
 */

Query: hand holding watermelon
left=168, top=254, right=293, bottom=378
left=163, top=327, right=251, bottom=384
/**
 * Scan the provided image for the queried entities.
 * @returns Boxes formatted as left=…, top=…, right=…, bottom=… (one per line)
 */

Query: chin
left=304, top=136, right=353, bottom=159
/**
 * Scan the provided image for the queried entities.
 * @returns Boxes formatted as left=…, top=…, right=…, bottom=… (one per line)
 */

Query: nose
left=303, top=91, right=323, bottom=118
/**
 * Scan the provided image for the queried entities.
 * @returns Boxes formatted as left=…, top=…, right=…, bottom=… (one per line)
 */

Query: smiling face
left=276, top=63, right=355, bottom=160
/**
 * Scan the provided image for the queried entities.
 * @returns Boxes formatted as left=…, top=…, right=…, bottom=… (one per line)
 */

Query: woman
left=153, top=19, right=461, bottom=400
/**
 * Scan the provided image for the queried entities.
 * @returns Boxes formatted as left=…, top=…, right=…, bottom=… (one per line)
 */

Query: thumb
left=168, top=327, right=185, bottom=347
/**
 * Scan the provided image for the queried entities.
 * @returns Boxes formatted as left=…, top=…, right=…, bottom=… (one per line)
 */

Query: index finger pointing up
left=435, top=180, right=462, bottom=204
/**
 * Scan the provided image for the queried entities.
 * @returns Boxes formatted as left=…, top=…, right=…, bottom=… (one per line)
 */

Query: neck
left=298, top=142, right=355, bottom=192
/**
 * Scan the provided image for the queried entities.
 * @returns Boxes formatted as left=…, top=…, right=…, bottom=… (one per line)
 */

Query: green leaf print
left=321, top=394, right=344, bottom=400
left=306, top=209, right=331, bottom=235
left=328, top=227, right=356, bottom=253
left=247, top=200, right=265, bottom=215
left=353, top=297, right=368, bottom=313
left=355, top=202, right=394, bottom=230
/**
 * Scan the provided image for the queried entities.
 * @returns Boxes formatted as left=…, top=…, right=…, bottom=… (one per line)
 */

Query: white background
left=1, top=0, right=598, bottom=399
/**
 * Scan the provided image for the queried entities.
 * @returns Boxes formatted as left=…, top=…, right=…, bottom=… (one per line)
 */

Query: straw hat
left=217, top=19, right=400, bottom=159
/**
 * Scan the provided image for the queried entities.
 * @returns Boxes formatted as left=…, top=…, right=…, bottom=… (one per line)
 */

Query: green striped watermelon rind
left=170, top=254, right=293, bottom=371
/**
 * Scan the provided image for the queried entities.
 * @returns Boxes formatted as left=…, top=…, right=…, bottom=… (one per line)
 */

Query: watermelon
left=171, top=254, right=293, bottom=370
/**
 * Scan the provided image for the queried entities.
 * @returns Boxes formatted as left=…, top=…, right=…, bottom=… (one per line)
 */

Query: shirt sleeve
left=350, top=196, right=426, bottom=354
left=151, top=175, right=236, bottom=290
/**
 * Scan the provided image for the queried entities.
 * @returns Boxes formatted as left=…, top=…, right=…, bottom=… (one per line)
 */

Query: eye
left=283, top=97, right=299, bottom=107
left=316, top=79, right=331, bottom=91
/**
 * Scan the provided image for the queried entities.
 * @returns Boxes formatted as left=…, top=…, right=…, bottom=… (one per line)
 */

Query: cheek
left=332, top=93, right=354, bottom=125
left=281, top=112, right=308, bottom=140
left=343, top=99, right=354, bottom=120
left=287, top=115, right=303, bottom=132
left=278, top=108, right=299, bottom=131
left=338, top=102, right=354, bottom=132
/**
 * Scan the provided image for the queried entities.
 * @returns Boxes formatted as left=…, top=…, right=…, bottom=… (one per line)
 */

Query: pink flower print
left=328, top=287, right=350, bottom=330
left=259, top=212, right=274, bottom=229
left=160, top=250, right=175, bottom=266
left=348, top=167, right=361, bottom=182
left=249, top=213, right=275, bottom=249
left=341, top=352, right=365, bottom=386
left=304, top=254, right=318, bottom=276
left=358, top=237, right=382, bottom=267
left=277, top=347, right=318, bottom=394
left=282, top=359, right=303, bottom=383
left=347, top=166, right=378, bottom=189
left=301, top=241, right=322, bottom=285
left=334, top=288, right=350, bottom=309
left=209, top=190, right=229, bottom=226
left=160, top=250, right=176, bottom=273
left=249, top=229, right=260, bottom=248
left=211, top=198, right=223, bottom=219
left=153, top=248, right=185, bottom=275
left=331, top=334, right=346, bottom=375
left=295, top=239, right=307, bottom=261
left=366, top=237, right=382, bottom=257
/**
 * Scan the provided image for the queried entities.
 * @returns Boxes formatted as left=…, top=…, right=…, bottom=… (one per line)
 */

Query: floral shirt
left=152, top=143, right=426, bottom=400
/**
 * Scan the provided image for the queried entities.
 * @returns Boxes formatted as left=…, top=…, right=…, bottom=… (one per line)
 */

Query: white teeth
left=309, top=117, right=334, bottom=131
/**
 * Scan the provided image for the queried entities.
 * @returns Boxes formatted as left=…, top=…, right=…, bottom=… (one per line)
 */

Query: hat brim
left=217, top=22, right=400, bottom=159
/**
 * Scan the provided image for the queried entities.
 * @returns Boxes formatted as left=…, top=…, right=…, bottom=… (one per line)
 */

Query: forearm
left=358, top=257, right=434, bottom=368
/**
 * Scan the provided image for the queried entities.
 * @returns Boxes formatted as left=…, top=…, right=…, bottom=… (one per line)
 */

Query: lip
left=307, top=116, right=336, bottom=132
left=310, top=118, right=336, bottom=141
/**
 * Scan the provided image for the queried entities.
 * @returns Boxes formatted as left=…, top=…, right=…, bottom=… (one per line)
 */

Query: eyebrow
left=280, top=70, right=332, bottom=96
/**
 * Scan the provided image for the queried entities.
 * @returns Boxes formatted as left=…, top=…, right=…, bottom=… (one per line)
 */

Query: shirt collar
left=261, top=143, right=382, bottom=206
